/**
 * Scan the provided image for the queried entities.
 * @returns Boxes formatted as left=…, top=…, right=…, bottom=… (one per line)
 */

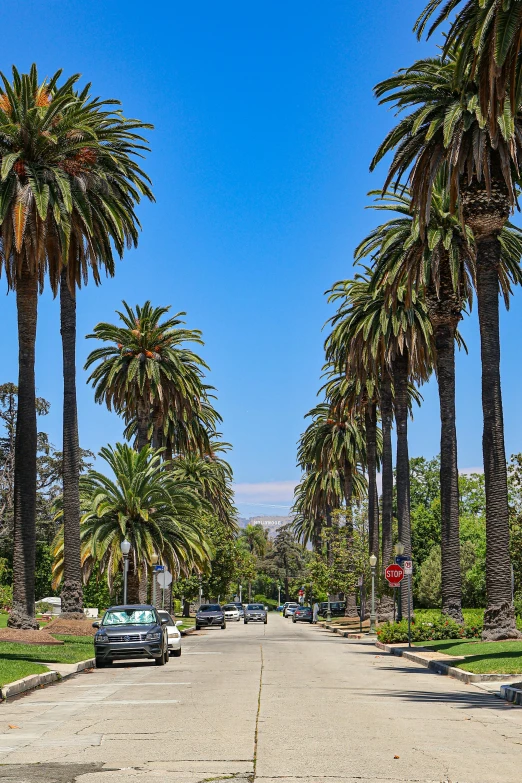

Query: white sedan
left=222, top=604, right=241, bottom=622
left=158, top=610, right=182, bottom=656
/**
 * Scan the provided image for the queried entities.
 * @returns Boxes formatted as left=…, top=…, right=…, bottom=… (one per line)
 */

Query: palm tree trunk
left=59, top=270, right=83, bottom=615
left=365, top=402, right=378, bottom=561
left=476, top=237, right=520, bottom=639
left=136, top=399, right=150, bottom=451
left=380, top=373, right=393, bottom=573
left=427, top=278, right=463, bottom=624
left=8, top=267, right=39, bottom=629
left=393, top=351, right=411, bottom=621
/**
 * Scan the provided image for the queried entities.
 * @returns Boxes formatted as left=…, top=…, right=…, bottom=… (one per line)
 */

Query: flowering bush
left=377, top=615, right=482, bottom=644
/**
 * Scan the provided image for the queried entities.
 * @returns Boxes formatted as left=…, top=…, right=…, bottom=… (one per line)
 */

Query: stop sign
left=384, top=564, right=404, bottom=587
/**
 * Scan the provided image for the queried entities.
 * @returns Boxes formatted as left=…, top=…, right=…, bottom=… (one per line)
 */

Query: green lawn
left=178, top=617, right=195, bottom=630
left=0, top=634, right=94, bottom=666
left=414, top=638, right=522, bottom=674
left=0, top=660, right=50, bottom=688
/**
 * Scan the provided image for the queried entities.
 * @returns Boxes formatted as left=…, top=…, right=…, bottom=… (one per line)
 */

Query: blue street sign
left=395, top=555, right=412, bottom=565
left=153, top=565, right=165, bottom=572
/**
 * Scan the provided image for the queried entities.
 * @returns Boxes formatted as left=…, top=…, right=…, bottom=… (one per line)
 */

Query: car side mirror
left=92, top=622, right=100, bottom=629
left=175, top=621, right=183, bottom=627
left=160, top=618, right=168, bottom=625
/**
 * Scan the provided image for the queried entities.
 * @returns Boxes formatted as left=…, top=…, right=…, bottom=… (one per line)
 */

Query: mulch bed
left=0, top=628, right=64, bottom=645
left=44, top=618, right=96, bottom=637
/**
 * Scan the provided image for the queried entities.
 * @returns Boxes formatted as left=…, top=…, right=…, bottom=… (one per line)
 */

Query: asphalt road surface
left=1, top=613, right=522, bottom=782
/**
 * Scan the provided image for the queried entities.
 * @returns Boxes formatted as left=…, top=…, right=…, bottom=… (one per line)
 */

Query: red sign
left=384, top=564, right=404, bottom=587
left=298, top=589, right=304, bottom=596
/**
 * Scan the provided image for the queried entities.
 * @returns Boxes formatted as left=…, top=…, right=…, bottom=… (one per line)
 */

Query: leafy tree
left=262, top=527, right=306, bottom=601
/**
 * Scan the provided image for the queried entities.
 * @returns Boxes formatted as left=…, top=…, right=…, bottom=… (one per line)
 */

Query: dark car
left=93, top=604, right=169, bottom=668
left=195, top=604, right=226, bottom=630
left=318, top=601, right=346, bottom=618
left=244, top=603, right=267, bottom=624
left=292, top=606, right=313, bottom=624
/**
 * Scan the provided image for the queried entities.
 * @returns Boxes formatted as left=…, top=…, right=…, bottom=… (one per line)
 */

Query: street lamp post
left=151, top=552, right=158, bottom=608
left=368, top=554, right=377, bottom=636
left=327, top=593, right=331, bottom=622
left=239, top=584, right=243, bottom=604
left=277, top=584, right=281, bottom=606
left=120, top=540, right=131, bottom=604
left=395, top=541, right=405, bottom=622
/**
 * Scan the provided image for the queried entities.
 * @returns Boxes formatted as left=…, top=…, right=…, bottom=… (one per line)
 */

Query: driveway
left=0, top=613, right=521, bottom=782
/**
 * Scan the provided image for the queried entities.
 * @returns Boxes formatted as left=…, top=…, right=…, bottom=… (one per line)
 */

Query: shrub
left=254, top=594, right=278, bottom=611
left=35, top=600, right=54, bottom=614
left=377, top=615, right=482, bottom=644
left=0, top=583, right=12, bottom=611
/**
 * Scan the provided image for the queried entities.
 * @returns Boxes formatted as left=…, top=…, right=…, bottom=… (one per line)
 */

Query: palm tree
left=57, top=88, right=152, bottom=615
left=415, top=0, right=522, bottom=126
left=52, top=443, right=211, bottom=601
left=371, top=51, right=522, bottom=638
left=85, top=302, right=208, bottom=452
left=239, top=524, right=268, bottom=600
left=326, top=272, right=433, bottom=618
left=170, top=443, right=238, bottom=532
left=0, top=66, right=152, bottom=627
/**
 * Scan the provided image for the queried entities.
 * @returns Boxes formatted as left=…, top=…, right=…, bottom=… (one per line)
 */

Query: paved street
left=1, top=613, right=522, bottom=782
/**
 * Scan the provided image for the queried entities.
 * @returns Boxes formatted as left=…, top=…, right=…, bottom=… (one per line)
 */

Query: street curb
left=500, top=682, right=522, bottom=705
left=181, top=626, right=198, bottom=636
left=375, top=641, right=517, bottom=684
left=1, top=657, right=95, bottom=701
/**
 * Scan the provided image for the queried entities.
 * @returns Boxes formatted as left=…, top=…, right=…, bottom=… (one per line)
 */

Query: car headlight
left=145, top=631, right=161, bottom=641
left=95, top=632, right=108, bottom=643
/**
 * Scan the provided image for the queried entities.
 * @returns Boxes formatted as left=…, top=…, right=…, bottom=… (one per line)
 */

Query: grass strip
left=413, top=638, right=522, bottom=674
left=0, top=660, right=50, bottom=688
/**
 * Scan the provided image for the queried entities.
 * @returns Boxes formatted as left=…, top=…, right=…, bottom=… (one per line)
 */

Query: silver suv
left=244, top=603, right=267, bottom=624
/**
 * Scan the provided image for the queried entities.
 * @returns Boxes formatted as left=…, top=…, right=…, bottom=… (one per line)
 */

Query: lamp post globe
left=120, top=539, right=131, bottom=556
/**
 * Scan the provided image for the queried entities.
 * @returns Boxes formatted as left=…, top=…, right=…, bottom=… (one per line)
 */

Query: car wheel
left=221, top=623, right=226, bottom=629
left=172, top=647, right=181, bottom=657
left=292, top=617, right=296, bottom=623
left=264, top=619, right=267, bottom=625
left=195, top=624, right=200, bottom=631
left=155, top=645, right=166, bottom=666
left=95, top=657, right=105, bottom=668
left=164, top=644, right=170, bottom=663
left=244, top=620, right=248, bottom=624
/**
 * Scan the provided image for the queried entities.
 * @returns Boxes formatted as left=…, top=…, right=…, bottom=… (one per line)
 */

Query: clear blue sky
left=1, top=1, right=521, bottom=516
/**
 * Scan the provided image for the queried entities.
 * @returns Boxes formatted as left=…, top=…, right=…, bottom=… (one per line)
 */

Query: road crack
left=253, top=643, right=264, bottom=781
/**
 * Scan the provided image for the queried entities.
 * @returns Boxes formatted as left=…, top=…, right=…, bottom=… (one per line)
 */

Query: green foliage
left=254, top=595, right=278, bottom=610
left=0, top=583, right=12, bottom=610
left=377, top=616, right=482, bottom=644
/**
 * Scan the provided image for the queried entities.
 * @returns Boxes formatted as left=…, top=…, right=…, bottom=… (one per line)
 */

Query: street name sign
left=153, top=564, right=165, bottom=572
left=384, top=564, right=404, bottom=587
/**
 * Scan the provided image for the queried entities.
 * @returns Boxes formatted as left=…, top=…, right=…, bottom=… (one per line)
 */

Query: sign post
left=156, top=569, right=173, bottom=610
left=357, top=575, right=364, bottom=634
left=403, top=560, right=413, bottom=647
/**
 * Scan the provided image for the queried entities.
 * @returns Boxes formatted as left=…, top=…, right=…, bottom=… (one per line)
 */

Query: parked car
left=195, top=604, right=226, bottom=630
left=283, top=602, right=299, bottom=617
left=223, top=604, right=241, bottom=622
left=318, top=601, right=346, bottom=618
left=292, top=606, right=313, bottom=623
left=93, top=604, right=169, bottom=668
left=276, top=604, right=284, bottom=612
left=157, top=610, right=182, bottom=656
left=244, top=603, right=267, bottom=624
left=231, top=602, right=245, bottom=618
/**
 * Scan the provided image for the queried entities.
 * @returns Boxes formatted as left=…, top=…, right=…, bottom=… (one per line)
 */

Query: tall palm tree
left=57, top=88, right=152, bottom=615
left=52, top=443, right=211, bottom=601
left=0, top=66, right=152, bottom=627
left=326, top=272, right=433, bottom=617
left=371, top=51, right=522, bottom=638
left=364, top=183, right=522, bottom=621
left=85, top=302, right=208, bottom=452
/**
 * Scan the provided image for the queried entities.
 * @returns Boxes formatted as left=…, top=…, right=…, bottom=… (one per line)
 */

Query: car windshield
left=103, top=609, right=156, bottom=626
left=223, top=605, right=237, bottom=611
left=199, top=605, right=221, bottom=612
left=158, top=612, right=175, bottom=627
left=247, top=604, right=264, bottom=610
